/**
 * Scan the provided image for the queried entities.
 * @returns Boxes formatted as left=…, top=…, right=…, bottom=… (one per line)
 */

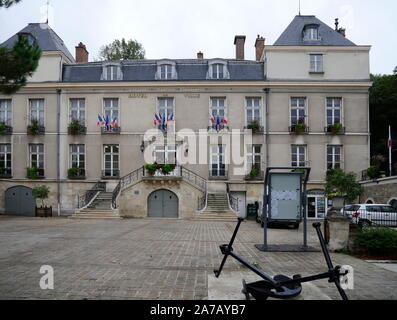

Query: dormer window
left=207, top=60, right=230, bottom=80
left=155, top=61, right=177, bottom=80
left=303, top=25, right=320, bottom=41
left=101, top=63, right=123, bottom=81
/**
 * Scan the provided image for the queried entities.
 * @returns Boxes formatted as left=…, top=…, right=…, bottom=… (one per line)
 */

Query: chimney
left=335, top=18, right=346, bottom=37
left=75, top=42, right=89, bottom=63
left=255, top=35, right=265, bottom=61
left=234, top=35, right=246, bottom=60
left=197, top=51, right=203, bottom=59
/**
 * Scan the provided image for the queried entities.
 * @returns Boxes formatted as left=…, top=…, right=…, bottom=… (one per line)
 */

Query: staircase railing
left=111, top=166, right=207, bottom=209
left=112, top=166, right=145, bottom=209
left=78, top=182, right=106, bottom=209
left=226, top=183, right=239, bottom=212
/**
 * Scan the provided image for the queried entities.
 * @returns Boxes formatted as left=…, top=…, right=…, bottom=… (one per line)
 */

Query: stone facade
left=360, top=176, right=397, bottom=205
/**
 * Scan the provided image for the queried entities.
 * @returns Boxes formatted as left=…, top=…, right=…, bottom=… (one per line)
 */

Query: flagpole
left=389, top=125, right=392, bottom=177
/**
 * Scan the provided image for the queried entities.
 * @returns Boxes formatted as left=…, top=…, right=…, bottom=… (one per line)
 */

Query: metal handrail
left=78, top=181, right=106, bottom=209
left=181, top=167, right=207, bottom=191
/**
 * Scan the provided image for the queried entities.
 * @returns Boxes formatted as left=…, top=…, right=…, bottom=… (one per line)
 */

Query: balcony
left=0, top=124, right=13, bottom=135
left=101, top=127, right=121, bottom=134
left=324, top=124, right=345, bottom=135
left=143, top=165, right=182, bottom=179
left=0, top=168, right=12, bottom=179
left=207, top=124, right=229, bottom=132
left=289, top=124, right=309, bottom=134
left=26, top=167, right=45, bottom=179
left=67, top=168, right=86, bottom=180
left=101, top=169, right=120, bottom=179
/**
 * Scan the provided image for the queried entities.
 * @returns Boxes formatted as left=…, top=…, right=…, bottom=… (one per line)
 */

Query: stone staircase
left=71, top=192, right=121, bottom=219
left=193, top=193, right=237, bottom=222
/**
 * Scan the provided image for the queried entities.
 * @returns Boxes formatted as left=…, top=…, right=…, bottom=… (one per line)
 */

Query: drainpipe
left=264, top=88, right=270, bottom=167
left=56, top=88, right=61, bottom=216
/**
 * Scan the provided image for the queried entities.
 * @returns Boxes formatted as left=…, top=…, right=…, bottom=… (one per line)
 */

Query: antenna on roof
left=298, top=0, right=301, bottom=15
left=46, top=0, right=49, bottom=24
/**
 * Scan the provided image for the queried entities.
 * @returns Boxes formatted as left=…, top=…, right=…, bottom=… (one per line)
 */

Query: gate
left=148, top=189, right=178, bottom=218
left=5, top=186, right=36, bottom=216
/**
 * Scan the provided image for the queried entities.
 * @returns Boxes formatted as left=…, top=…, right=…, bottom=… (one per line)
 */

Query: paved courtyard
left=0, top=215, right=396, bottom=300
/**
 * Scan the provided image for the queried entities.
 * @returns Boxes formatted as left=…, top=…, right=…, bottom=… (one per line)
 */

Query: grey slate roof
left=273, top=15, right=356, bottom=46
left=1, top=23, right=75, bottom=62
left=62, top=59, right=265, bottom=82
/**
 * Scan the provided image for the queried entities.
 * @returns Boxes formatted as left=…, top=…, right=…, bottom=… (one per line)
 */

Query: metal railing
left=0, top=167, right=12, bottom=178
left=101, top=169, right=120, bottom=179
left=0, top=125, right=13, bottom=134
left=198, top=194, right=207, bottom=211
left=78, top=181, right=106, bottom=209
left=209, top=169, right=228, bottom=180
left=226, top=183, right=239, bottom=212
left=289, top=125, right=309, bottom=134
left=112, top=166, right=145, bottom=209
left=324, top=126, right=346, bottom=135
left=181, top=167, right=207, bottom=191
left=101, top=127, right=121, bottom=134
left=68, top=168, right=86, bottom=179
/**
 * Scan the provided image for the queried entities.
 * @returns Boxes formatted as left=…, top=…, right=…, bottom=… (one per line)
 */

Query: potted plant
left=32, top=184, right=52, bottom=217
left=0, top=122, right=6, bottom=133
left=160, top=164, right=176, bottom=175
left=27, top=119, right=42, bottom=135
left=68, top=119, right=85, bottom=135
left=247, top=120, right=261, bottom=133
left=27, top=167, right=40, bottom=179
left=291, top=121, right=307, bottom=134
left=144, top=163, right=158, bottom=176
left=366, top=166, right=379, bottom=180
left=249, top=167, right=259, bottom=178
left=329, top=122, right=343, bottom=134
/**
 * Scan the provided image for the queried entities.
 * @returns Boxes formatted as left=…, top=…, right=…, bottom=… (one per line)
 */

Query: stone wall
left=360, top=176, right=397, bottom=205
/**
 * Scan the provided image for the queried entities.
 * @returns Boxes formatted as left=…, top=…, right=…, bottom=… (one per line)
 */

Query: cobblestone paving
left=0, top=216, right=396, bottom=300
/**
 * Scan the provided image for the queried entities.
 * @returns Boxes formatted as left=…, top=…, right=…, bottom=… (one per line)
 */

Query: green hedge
left=354, top=227, right=397, bottom=256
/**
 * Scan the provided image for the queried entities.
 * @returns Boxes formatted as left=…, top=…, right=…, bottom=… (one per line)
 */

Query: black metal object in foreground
left=214, top=218, right=349, bottom=300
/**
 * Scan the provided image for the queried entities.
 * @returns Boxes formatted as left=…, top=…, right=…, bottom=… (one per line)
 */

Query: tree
left=0, top=34, right=41, bottom=94
left=369, top=70, right=397, bottom=173
left=98, top=38, right=145, bottom=61
left=32, top=184, right=50, bottom=207
left=0, top=0, right=22, bottom=8
left=325, top=169, right=364, bottom=203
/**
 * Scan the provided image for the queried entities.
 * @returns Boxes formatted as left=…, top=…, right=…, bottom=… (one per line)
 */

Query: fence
left=343, top=206, right=397, bottom=228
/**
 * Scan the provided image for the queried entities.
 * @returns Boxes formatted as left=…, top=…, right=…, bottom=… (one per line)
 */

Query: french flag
left=97, top=114, right=103, bottom=127
left=154, top=114, right=161, bottom=125
left=112, top=117, right=119, bottom=128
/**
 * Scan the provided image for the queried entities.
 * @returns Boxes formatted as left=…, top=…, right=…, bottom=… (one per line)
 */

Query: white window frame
left=154, top=145, right=176, bottom=164
left=29, top=99, right=45, bottom=126
left=207, top=60, right=230, bottom=80
left=291, top=145, right=307, bottom=167
left=209, top=97, right=227, bottom=130
left=0, top=143, right=12, bottom=171
left=246, top=144, right=262, bottom=173
left=69, top=98, right=86, bottom=124
left=327, top=145, right=343, bottom=170
left=103, top=144, right=120, bottom=177
left=29, top=143, right=44, bottom=170
left=290, top=97, right=307, bottom=126
left=103, top=98, right=120, bottom=129
left=326, top=97, right=343, bottom=126
left=245, top=97, right=262, bottom=126
left=101, top=63, right=123, bottom=81
left=310, top=54, right=323, bottom=73
left=304, top=27, right=319, bottom=41
left=157, top=97, right=175, bottom=132
left=69, top=144, right=86, bottom=170
left=0, top=99, right=12, bottom=126
left=210, top=145, right=227, bottom=177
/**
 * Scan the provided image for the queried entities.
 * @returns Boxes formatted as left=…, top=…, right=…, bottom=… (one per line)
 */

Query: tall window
left=70, top=99, right=86, bottom=124
left=326, top=98, right=342, bottom=126
left=154, top=145, right=176, bottom=165
left=29, top=99, right=44, bottom=126
left=160, top=64, right=173, bottom=80
left=0, top=100, right=12, bottom=126
left=246, top=97, right=261, bottom=125
left=103, top=65, right=122, bottom=81
left=211, top=63, right=224, bottom=79
left=0, top=144, right=12, bottom=175
left=70, top=145, right=85, bottom=172
left=327, top=146, right=342, bottom=169
left=247, top=145, right=262, bottom=172
left=29, top=144, right=44, bottom=175
left=103, top=98, right=119, bottom=131
left=157, top=98, right=174, bottom=131
left=210, top=97, right=227, bottom=130
left=291, top=145, right=306, bottom=167
left=211, top=145, right=226, bottom=177
left=290, top=98, right=306, bottom=125
left=103, top=145, right=119, bottom=178
left=310, top=54, right=323, bottom=73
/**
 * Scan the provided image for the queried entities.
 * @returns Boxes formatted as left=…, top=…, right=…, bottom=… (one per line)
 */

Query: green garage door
left=5, top=186, right=36, bottom=216
left=148, top=189, right=178, bottom=218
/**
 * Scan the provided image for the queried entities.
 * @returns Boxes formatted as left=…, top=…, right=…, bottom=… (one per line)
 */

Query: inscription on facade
left=129, top=93, right=147, bottom=98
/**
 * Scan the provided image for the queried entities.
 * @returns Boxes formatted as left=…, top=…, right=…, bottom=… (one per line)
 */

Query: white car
left=343, top=204, right=397, bottom=228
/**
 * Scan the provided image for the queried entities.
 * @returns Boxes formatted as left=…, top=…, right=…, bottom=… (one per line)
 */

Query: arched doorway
left=148, top=189, right=178, bottom=218
left=5, top=186, right=36, bottom=216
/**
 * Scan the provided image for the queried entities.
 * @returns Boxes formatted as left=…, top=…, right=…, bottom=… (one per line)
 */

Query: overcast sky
left=0, top=0, right=396, bottom=74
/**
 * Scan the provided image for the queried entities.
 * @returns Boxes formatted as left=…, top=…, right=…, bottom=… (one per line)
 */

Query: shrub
left=330, top=122, right=343, bottom=134
left=247, top=121, right=260, bottom=133
left=27, top=167, right=39, bottom=179
left=32, top=184, right=50, bottom=207
left=354, top=227, right=397, bottom=257
left=325, top=169, right=364, bottom=202
left=367, top=166, right=379, bottom=179
left=68, top=167, right=79, bottom=177
left=160, top=164, right=175, bottom=175
left=27, top=119, right=40, bottom=135
left=0, top=122, right=5, bottom=132
left=250, top=167, right=259, bottom=178
left=144, top=163, right=158, bottom=175
left=68, top=120, right=84, bottom=135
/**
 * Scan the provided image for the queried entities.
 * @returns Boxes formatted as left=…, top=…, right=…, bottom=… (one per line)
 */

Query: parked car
left=343, top=204, right=397, bottom=228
